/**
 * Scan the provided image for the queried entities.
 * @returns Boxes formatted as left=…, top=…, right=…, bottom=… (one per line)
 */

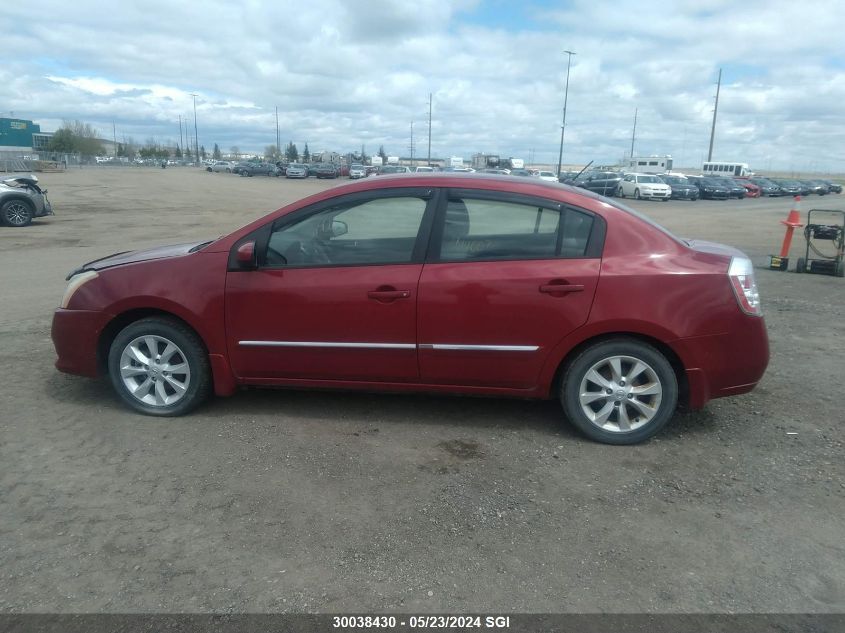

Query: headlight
left=61, top=270, right=98, bottom=308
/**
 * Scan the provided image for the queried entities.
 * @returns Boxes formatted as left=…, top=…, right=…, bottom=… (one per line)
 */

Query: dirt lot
left=0, top=167, right=843, bottom=613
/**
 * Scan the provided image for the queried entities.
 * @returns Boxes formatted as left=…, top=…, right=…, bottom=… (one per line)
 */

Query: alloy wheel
left=118, top=335, right=191, bottom=407
left=578, top=355, right=662, bottom=433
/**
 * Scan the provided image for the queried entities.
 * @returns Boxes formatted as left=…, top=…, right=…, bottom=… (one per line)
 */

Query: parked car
left=414, top=166, right=436, bottom=173
left=0, top=174, right=53, bottom=227
left=731, top=179, right=761, bottom=198
left=51, top=173, right=769, bottom=445
left=376, top=165, right=411, bottom=175
left=657, top=174, right=699, bottom=201
left=534, top=171, right=559, bottom=183
left=240, top=162, right=280, bottom=177
left=348, top=164, right=367, bottom=179
left=800, top=180, right=828, bottom=195
left=231, top=162, right=254, bottom=175
left=568, top=171, right=623, bottom=196
left=717, top=178, right=747, bottom=199
left=284, top=163, right=308, bottom=179
left=315, top=164, right=339, bottom=179
left=480, top=168, right=510, bottom=175
left=817, top=179, right=842, bottom=194
left=748, top=178, right=783, bottom=197
left=768, top=179, right=805, bottom=196
left=509, top=169, right=533, bottom=177
left=306, top=164, right=320, bottom=177
left=617, top=173, right=671, bottom=201
left=208, top=161, right=235, bottom=173
left=686, top=176, right=731, bottom=200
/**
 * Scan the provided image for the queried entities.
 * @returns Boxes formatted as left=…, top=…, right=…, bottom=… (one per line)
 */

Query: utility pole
left=707, top=68, right=721, bottom=162
left=630, top=107, right=638, bottom=159
left=112, top=121, right=117, bottom=157
left=178, top=115, right=183, bottom=154
left=190, top=93, right=199, bottom=161
left=556, top=50, right=576, bottom=176
left=410, top=121, right=415, bottom=165
left=275, top=106, right=280, bottom=156
left=427, top=92, right=432, bottom=166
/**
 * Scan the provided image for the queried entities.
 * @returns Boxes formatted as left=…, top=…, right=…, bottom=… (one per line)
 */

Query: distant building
left=0, top=117, right=53, bottom=158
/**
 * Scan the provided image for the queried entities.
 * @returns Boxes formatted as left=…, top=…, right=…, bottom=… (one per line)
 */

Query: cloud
left=3, top=0, right=845, bottom=170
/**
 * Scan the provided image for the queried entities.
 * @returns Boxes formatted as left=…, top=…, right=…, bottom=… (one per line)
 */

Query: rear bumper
left=672, top=317, right=769, bottom=409
left=51, top=308, right=110, bottom=377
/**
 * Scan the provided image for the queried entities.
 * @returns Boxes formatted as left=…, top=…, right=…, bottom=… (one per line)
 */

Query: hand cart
left=795, top=209, right=845, bottom=277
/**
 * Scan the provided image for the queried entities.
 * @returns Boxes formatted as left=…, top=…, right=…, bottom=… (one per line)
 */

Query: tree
left=47, top=128, right=76, bottom=153
left=185, top=146, right=192, bottom=160
left=174, top=146, right=182, bottom=159
left=264, top=144, right=280, bottom=161
left=302, top=142, right=310, bottom=162
left=200, top=145, right=207, bottom=160
left=213, top=143, right=222, bottom=160
left=230, top=146, right=240, bottom=159
left=46, top=120, right=104, bottom=156
left=285, top=141, right=299, bottom=162
left=378, top=145, right=387, bottom=162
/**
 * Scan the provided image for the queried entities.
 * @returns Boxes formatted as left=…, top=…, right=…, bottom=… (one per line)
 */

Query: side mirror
left=331, top=220, right=348, bottom=237
left=236, top=241, right=256, bottom=268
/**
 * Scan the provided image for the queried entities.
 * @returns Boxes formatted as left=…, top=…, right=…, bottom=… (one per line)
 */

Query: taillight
left=728, top=257, right=762, bottom=316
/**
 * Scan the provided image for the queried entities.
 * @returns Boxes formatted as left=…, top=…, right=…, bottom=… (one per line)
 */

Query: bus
left=702, top=161, right=751, bottom=177
left=626, top=155, right=673, bottom=174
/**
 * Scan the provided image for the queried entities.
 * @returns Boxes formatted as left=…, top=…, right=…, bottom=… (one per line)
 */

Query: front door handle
left=539, top=282, right=584, bottom=295
left=368, top=287, right=411, bottom=302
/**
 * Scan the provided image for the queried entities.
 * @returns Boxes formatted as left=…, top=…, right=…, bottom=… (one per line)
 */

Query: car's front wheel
left=560, top=339, right=678, bottom=444
left=634, top=188, right=641, bottom=199
left=107, top=317, right=211, bottom=416
left=1, top=199, right=34, bottom=227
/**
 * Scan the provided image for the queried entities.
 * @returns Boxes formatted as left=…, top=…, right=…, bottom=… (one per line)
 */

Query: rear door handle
left=368, top=289, right=411, bottom=302
left=539, top=282, right=584, bottom=295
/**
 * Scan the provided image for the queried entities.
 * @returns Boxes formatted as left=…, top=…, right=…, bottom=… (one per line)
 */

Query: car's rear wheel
left=108, top=317, right=211, bottom=416
left=1, top=199, right=34, bottom=227
left=617, top=186, right=624, bottom=198
left=560, top=339, right=678, bottom=444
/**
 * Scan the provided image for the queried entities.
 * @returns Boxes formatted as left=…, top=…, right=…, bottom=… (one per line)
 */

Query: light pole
left=427, top=92, right=432, bottom=166
left=190, top=93, right=199, bottom=162
left=556, top=50, right=576, bottom=177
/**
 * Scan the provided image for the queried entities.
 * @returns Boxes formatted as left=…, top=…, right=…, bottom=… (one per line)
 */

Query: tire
left=206, top=167, right=212, bottom=172
left=662, top=197, right=669, bottom=202
left=617, top=187, right=624, bottom=198
left=560, top=338, right=678, bottom=445
left=796, top=257, right=806, bottom=274
left=634, top=188, right=641, bottom=200
left=226, top=168, right=231, bottom=173
left=107, top=317, right=211, bottom=416
left=1, top=199, right=34, bottom=227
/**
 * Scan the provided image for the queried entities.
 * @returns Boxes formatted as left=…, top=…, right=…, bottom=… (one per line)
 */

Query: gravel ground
left=0, top=167, right=843, bottom=613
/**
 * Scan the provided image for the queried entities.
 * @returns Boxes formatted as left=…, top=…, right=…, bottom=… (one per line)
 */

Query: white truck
left=447, top=156, right=464, bottom=168
left=370, top=156, right=383, bottom=167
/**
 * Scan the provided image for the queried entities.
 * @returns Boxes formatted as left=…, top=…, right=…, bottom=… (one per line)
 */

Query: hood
left=2, top=173, right=39, bottom=187
left=67, top=240, right=210, bottom=279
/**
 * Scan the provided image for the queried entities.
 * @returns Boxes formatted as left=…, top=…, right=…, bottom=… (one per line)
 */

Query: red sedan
left=52, top=174, right=769, bottom=444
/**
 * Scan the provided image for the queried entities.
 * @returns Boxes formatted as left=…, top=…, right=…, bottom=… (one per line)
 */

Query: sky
left=2, top=0, right=844, bottom=172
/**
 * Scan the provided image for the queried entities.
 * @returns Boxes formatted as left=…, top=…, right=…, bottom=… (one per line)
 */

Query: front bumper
left=671, top=190, right=698, bottom=200
left=51, top=308, right=111, bottom=377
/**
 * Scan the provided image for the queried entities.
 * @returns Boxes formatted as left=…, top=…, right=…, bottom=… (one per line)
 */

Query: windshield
left=638, top=176, right=661, bottom=183
left=660, top=176, right=686, bottom=184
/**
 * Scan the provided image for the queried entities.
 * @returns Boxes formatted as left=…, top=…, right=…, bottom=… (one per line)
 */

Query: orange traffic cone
left=769, top=197, right=803, bottom=270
